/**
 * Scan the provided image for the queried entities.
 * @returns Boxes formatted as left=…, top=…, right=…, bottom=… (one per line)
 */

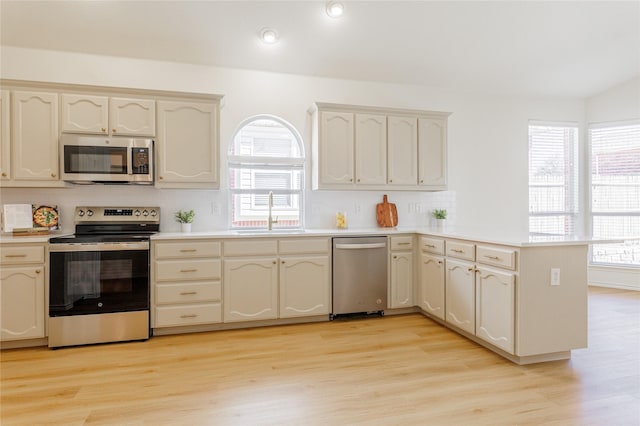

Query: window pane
left=528, top=123, right=578, bottom=236
left=589, top=122, right=640, bottom=266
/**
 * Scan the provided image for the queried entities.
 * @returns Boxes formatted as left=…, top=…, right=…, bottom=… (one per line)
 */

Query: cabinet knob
left=272, top=261, right=277, bottom=265
left=1, top=172, right=6, bottom=177
left=101, top=128, right=106, bottom=133
left=420, top=179, right=424, bottom=183
left=393, top=255, right=398, bottom=259
left=349, top=178, right=353, bottom=182
left=35, top=269, right=41, bottom=274
left=467, top=267, right=474, bottom=272
left=389, top=179, right=393, bottom=183
left=112, top=128, right=117, bottom=133
left=357, top=178, right=360, bottom=182
left=51, top=173, right=57, bottom=178
left=159, top=176, right=163, bottom=180
left=438, top=261, right=443, bottom=265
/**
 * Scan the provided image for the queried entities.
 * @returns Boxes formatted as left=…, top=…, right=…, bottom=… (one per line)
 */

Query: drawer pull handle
left=424, top=244, right=436, bottom=248
left=5, top=254, right=27, bottom=258
left=180, top=249, right=197, bottom=253
left=180, top=269, right=197, bottom=273
left=450, top=249, right=464, bottom=253
left=397, top=242, right=411, bottom=246
left=180, top=291, right=197, bottom=295
left=483, top=255, right=501, bottom=260
left=180, top=314, right=198, bottom=319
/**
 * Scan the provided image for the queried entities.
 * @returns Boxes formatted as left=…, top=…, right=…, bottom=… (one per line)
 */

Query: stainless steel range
left=48, top=206, right=159, bottom=348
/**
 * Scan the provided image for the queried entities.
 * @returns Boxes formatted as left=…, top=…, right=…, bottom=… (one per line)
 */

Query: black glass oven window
left=49, top=249, right=149, bottom=316
left=64, top=145, right=128, bottom=174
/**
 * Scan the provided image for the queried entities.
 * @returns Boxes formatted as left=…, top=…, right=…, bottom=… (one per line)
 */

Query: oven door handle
left=49, top=242, right=149, bottom=252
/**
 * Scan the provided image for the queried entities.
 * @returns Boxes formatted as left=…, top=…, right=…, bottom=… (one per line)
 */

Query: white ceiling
left=1, top=1, right=639, bottom=98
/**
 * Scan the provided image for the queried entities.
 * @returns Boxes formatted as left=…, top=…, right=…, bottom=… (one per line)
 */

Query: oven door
left=49, top=242, right=149, bottom=317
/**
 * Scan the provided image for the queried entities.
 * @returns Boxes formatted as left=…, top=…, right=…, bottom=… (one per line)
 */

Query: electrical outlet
left=550, top=268, right=561, bottom=286
left=211, top=203, right=220, bottom=215
left=355, top=203, right=361, bottom=214
left=415, top=203, right=421, bottom=213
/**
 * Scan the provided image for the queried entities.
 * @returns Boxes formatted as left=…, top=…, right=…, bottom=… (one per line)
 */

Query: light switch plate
left=550, top=268, right=561, bottom=286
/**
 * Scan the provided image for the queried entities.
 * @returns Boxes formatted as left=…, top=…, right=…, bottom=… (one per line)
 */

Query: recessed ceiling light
left=260, top=28, right=279, bottom=44
left=326, top=1, right=344, bottom=18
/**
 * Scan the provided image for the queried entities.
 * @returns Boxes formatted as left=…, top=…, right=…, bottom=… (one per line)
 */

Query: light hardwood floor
left=1, top=286, right=639, bottom=425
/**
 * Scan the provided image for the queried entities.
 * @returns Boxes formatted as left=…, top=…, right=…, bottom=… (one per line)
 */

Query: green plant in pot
left=175, top=209, right=195, bottom=232
left=432, top=209, right=447, bottom=230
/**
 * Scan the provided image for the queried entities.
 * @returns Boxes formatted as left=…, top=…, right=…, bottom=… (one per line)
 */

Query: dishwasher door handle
left=335, top=243, right=387, bottom=250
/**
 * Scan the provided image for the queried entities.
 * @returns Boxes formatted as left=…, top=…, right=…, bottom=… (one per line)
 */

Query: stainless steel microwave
left=60, top=135, right=153, bottom=184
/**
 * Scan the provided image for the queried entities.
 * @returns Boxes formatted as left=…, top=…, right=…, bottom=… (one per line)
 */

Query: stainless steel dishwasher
left=332, top=236, right=388, bottom=317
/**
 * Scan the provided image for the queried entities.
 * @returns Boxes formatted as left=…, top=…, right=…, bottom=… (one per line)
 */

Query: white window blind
left=228, top=116, right=304, bottom=229
left=589, top=122, right=640, bottom=266
left=528, top=122, right=579, bottom=236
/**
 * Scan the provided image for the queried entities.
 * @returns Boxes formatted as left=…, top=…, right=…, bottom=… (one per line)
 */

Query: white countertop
left=0, top=227, right=614, bottom=248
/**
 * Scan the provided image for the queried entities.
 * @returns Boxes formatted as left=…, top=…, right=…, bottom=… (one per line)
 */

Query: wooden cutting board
left=376, top=195, right=398, bottom=228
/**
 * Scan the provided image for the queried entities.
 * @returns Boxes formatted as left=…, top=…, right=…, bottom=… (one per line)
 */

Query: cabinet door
left=11, top=91, right=59, bottom=181
left=355, top=113, right=386, bottom=185
left=156, top=100, right=218, bottom=187
left=390, top=251, right=414, bottom=308
left=387, top=116, right=417, bottom=185
left=418, top=117, right=447, bottom=188
left=279, top=256, right=330, bottom=318
left=476, top=266, right=515, bottom=354
left=1, top=266, right=45, bottom=341
left=0, top=90, right=9, bottom=180
left=419, top=253, right=445, bottom=319
left=319, top=111, right=354, bottom=185
left=61, top=94, right=109, bottom=134
left=445, top=258, right=475, bottom=334
left=223, top=258, right=278, bottom=322
left=110, top=97, right=156, bottom=136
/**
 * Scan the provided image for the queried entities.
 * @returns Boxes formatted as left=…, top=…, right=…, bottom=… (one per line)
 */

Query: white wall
left=1, top=46, right=585, bottom=235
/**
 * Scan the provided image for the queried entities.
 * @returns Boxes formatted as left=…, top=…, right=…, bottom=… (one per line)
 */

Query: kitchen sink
left=232, top=229, right=307, bottom=235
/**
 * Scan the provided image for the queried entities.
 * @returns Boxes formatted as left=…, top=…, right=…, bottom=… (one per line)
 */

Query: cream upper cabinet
left=61, top=94, right=155, bottom=136
left=387, top=116, right=418, bottom=186
left=0, top=90, right=10, bottom=181
left=418, top=117, right=447, bottom=189
left=355, top=113, right=386, bottom=185
left=156, top=100, right=219, bottom=188
left=312, top=103, right=450, bottom=191
left=475, top=265, right=515, bottom=354
left=61, top=94, right=109, bottom=134
left=318, top=111, right=354, bottom=186
left=11, top=91, right=60, bottom=182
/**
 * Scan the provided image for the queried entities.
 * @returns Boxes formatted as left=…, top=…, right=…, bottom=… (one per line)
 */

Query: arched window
left=228, top=115, right=305, bottom=229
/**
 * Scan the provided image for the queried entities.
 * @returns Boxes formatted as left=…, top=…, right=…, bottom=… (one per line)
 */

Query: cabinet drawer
left=420, top=237, right=444, bottom=255
left=155, top=303, right=222, bottom=327
left=155, top=259, right=221, bottom=281
left=155, top=241, right=221, bottom=259
left=477, top=245, right=517, bottom=271
left=224, top=239, right=277, bottom=256
left=446, top=240, right=475, bottom=261
left=390, top=236, right=413, bottom=250
left=0, top=245, right=45, bottom=265
left=279, top=238, right=329, bottom=255
left=156, top=281, right=221, bottom=304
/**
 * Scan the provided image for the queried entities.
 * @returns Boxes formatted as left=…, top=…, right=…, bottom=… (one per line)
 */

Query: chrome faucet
left=268, top=191, right=278, bottom=231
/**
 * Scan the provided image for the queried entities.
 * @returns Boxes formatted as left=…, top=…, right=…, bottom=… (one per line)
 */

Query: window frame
left=228, top=115, right=305, bottom=230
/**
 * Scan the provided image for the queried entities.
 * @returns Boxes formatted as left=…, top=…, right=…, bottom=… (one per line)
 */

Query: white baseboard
left=588, top=265, right=640, bottom=291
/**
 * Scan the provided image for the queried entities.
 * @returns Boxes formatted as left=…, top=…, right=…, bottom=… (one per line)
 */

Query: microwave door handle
left=127, top=146, right=134, bottom=176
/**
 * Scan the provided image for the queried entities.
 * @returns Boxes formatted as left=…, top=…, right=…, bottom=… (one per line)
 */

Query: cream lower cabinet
left=445, top=258, right=476, bottom=334
left=0, top=244, right=46, bottom=341
left=389, top=236, right=414, bottom=308
left=418, top=236, right=446, bottom=320
left=475, top=265, right=515, bottom=353
left=279, top=238, right=331, bottom=318
left=223, top=239, right=279, bottom=322
left=153, top=240, right=222, bottom=328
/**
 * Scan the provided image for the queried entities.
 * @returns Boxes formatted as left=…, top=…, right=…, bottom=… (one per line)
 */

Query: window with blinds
left=528, top=122, right=579, bottom=236
left=589, top=121, right=640, bottom=267
left=228, top=116, right=304, bottom=229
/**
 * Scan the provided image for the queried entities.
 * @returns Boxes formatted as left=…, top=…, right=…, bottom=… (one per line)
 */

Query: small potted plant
left=432, top=209, right=447, bottom=230
left=175, top=209, right=195, bottom=233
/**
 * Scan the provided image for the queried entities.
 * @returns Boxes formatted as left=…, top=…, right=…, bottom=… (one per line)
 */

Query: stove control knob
left=150, top=209, right=157, bottom=217
left=78, top=209, right=85, bottom=217
left=134, top=209, right=141, bottom=216
left=142, top=210, right=149, bottom=216
left=87, top=209, right=94, bottom=217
